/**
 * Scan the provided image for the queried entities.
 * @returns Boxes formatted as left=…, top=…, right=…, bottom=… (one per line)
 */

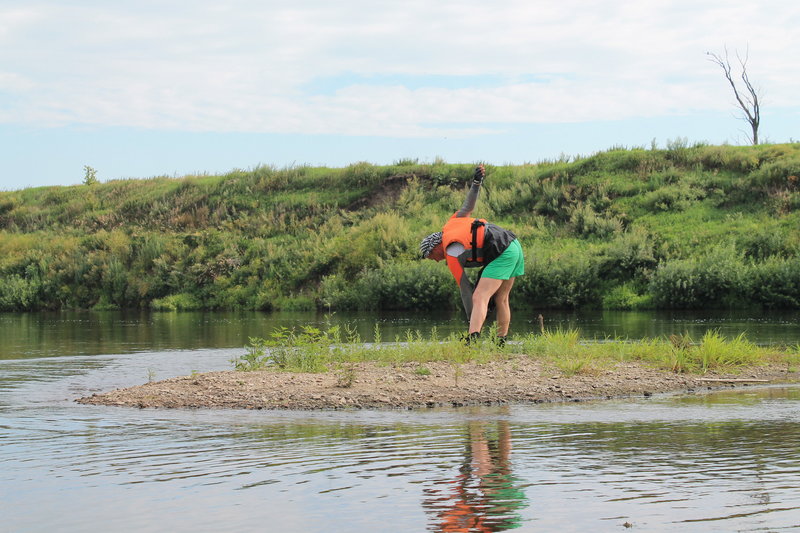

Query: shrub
left=321, top=260, right=456, bottom=310
left=736, top=225, right=796, bottom=260
left=639, top=184, right=705, bottom=212
left=485, top=182, right=536, bottom=215
left=602, top=283, right=653, bottom=310
left=533, top=181, right=570, bottom=218
left=648, top=245, right=750, bottom=308
left=514, top=247, right=603, bottom=308
left=342, top=161, right=381, bottom=188
left=568, top=204, right=623, bottom=238
left=151, top=292, right=204, bottom=311
left=328, top=211, right=414, bottom=277
left=0, top=274, right=38, bottom=311
left=748, top=156, right=800, bottom=190
left=430, top=163, right=469, bottom=187
left=750, top=257, right=800, bottom=308
left=236, top=326, right=336, bottom=372
left=646, top=168, right=682, bottom=188
left=773, top=190, right=800, bottom=213
left=600, top=227, right=658, bottom=280
left=692, top=145, right=760, bottom=173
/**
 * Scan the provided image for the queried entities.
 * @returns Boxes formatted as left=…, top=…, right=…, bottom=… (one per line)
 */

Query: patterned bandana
left=419, top=232, right=443, bottom=258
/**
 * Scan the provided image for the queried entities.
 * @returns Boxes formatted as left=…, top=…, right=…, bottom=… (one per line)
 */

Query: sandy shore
left=76, top=355, right=799, bottom=410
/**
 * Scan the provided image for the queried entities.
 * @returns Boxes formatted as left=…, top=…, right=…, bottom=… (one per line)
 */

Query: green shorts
left=482, top=239, right=525, bottom=280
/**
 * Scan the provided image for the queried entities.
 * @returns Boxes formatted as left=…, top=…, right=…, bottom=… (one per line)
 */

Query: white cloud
left=1, top=0, right=799, bottom=136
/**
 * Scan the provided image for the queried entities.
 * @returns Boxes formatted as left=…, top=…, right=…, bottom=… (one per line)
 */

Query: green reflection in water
left=3, top=309, right=798, bottom=361
left=0, top=310, right=462, bottom=360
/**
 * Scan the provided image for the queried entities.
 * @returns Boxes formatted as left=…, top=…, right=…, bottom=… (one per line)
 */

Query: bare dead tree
left=706, top=47, right=761, bottom=145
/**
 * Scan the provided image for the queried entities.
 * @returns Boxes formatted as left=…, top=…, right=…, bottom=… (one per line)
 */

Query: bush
left=750, top=257, right=800, bottom=308
left=748, top=156, right=800, bottom=190
left=322, top=211, right=415, bottom=280
left=568, top=204, right=623, bottom=238
left=648, top=245, right=750, bottom=308
left=342, top=161, right=381, bottom=188
left=430, top=163, right=469, bottom=187
left=514, top=247, right=603, bottom=308
left=0, top=274, right=38, bottom=311
left=639, top=184, right=705, bottom=212
left=151, top=292, right=204, bottom=311
left=600, top=227, right=658, bottom=280
left=736, top=225, right=796, bottom=260
left=575, top=147, right=664, bottom=175
left=321, top=260, right=456, bottom=310
left=602, top=283, right=653, bottom=310
left=692, top=145, right=760, bottom=173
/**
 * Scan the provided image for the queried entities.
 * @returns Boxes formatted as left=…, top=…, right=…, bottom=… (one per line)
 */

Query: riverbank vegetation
left=235, top=325, right=800, bottom=378
left=2, top=141, right=799, bottom=312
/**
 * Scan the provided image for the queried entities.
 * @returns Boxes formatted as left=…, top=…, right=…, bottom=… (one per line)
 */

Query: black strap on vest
left=470, top=219, right=485, bottom=263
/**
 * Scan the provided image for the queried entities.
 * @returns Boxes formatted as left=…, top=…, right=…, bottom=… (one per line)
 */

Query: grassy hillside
left=1, top=142, right=799, bottom=312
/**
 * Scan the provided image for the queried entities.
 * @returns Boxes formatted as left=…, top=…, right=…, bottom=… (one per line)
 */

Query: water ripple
left=5, top=358, right=800, bottom=531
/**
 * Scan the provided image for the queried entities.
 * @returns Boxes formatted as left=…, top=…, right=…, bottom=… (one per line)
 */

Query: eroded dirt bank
left=77, top=356, right=800, bottom=410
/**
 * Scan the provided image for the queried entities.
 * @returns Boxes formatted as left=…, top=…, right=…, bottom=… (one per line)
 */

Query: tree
left=83, top=165, right=99, bottom=186
left=707, top=47, right=762, bottom=145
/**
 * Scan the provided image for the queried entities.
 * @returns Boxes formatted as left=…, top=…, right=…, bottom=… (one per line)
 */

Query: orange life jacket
left=442, top=215, right=487, bottom=267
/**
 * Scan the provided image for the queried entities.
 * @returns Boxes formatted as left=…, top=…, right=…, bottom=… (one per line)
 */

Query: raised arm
left=453, top=164, right=485, bottom=218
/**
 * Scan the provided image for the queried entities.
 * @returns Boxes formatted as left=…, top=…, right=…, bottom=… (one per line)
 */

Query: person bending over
left=419, top=165, right=524, bottom=345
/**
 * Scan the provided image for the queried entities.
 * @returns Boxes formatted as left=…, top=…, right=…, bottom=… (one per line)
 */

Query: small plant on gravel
left=554, top=355, right=592, bottom=377
left=666, top=333, right=694, bottom=373
left=415, top=365, right=432, bottom=376
left=236, top=327, right=337, bottom=372
left=453, top=361, right=463, bottom=387
left=234, top=337, right=270, bottom=371
left=786, top=345, right=800, bottom=372
left=334, top=362, right=357, bottom=388
left=695, top=330, right=759, bottom=371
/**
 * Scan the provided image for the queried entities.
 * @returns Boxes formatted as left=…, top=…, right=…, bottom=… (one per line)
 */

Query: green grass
left=1, top=143, right=799, bottom=311
left=234, top=325, right=795, bottom=377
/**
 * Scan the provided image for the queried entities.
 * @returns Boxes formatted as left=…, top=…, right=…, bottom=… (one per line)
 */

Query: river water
left=2, top=310, right=800, bottom=532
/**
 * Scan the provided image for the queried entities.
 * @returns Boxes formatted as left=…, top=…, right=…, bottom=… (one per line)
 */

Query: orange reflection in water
left=424, top=419, right=527, bottom=532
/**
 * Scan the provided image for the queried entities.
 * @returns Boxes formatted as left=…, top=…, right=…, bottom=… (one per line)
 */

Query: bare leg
left=492, top=278, right=515, bottom=336
left=469, top=278, right=503, bottom=334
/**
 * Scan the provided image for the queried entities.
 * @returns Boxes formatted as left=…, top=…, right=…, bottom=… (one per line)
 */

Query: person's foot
left=462, top=331, right=480, bottom=346
left=495, top=335, right=506, bottom=348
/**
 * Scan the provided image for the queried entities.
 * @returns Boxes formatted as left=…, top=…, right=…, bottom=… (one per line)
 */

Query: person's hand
left=473, top=164, right=485, bottom=185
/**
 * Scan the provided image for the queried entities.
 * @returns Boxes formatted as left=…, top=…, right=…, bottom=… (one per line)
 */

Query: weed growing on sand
left=519, top=327, right=601, bottom=376
left=786, top=345, right=800, bottom=372
left=334, top=362, right=357, bottom=388
left=235, top=322, right=793, bottom=376
left=415, top=365, right=432, bottom=376
left=235, top=323, right=500, bottom=372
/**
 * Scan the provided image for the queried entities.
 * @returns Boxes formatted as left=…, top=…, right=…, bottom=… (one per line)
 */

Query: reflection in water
left=5, top=389, right=800, bottom=531
left=0, top=310, right=465, bottom=360
left=425, top=420, right=527, bottom=532
left=2, top=308, right=799, bottom=360
left=5, top=311, right=800, bottom=533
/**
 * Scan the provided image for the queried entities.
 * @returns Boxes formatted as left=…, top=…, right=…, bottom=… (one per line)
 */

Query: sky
left=1, top=0, right=799, bottom=190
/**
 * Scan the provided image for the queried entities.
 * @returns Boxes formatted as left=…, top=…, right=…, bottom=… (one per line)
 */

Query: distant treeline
left=1, top=141, right=799, bottom=312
